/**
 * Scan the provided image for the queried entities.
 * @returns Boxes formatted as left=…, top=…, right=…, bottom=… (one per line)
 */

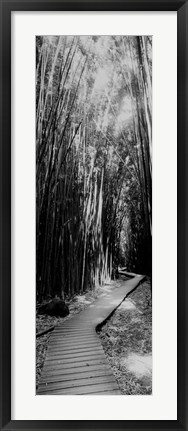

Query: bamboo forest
left=36, top=35, right=152, bottom=301
left=36, top=35, right=152, bottom=395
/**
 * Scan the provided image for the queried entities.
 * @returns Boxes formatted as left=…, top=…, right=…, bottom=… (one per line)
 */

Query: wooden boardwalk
left=37, top=274, right=145, bottom=395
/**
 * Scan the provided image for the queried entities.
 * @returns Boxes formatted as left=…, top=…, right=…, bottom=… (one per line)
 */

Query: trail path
left=37, top=274, right=145, bottom=395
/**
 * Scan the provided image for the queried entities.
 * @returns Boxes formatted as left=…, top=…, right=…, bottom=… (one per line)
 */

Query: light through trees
left=36, top=35, right=152, bottom=301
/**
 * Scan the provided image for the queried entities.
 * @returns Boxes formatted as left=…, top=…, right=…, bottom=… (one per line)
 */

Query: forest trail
left=37, top=274, right=145, bottom=395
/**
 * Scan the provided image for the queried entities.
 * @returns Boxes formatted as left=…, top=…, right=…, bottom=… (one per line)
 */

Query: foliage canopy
left=36, top=35, right=152, bottom=300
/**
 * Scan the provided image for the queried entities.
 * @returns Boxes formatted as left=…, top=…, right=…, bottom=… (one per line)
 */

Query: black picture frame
left=0, top=1, right=187, bottom=430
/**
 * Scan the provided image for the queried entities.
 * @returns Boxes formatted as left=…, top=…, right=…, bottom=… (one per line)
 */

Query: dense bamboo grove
left=36, top=35, right=152, bottom=301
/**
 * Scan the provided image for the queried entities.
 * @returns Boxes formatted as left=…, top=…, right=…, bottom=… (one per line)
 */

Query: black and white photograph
left=36, top=35, right=152, bottom=396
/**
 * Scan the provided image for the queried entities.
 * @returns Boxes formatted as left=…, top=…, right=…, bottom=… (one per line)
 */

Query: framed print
left=0, top=1, right=187, bottom=430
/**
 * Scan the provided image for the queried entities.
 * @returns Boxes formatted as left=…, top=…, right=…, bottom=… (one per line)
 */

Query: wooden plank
left=40, top=372, right=114, bottom=390
left=38, top=375, right=116, bottom=393
left=87, top=389, right=121, bottom=395
left=118, top=270, right=135, bottom=277
left=55, top=329, right=94, bottom=333
left=50, top=334, right=97, bottom=340
left=52, top=329, right=95, bottom=335
left=52, top=337, right=97, bottom=343
left=41, top=363, right=110, bottom=377
left=50, top=336, right=98, bottom=341
left=40, top=368, right=112, bottom=384
left=48, top=345, right=100, bottom=353
left=49, top=336, right=98, bottom=343
left=52, top=333, right=94, bottom=338
left=49, top=340, right=96, bottom=347
left=50, top=335, right=97, bottom=342
left=58, top=326, right=94, bottom=330
left=49, top=337, right=98, bottom=344
left=48, top=343, right=102, bottom=352
left=43, top=358, right=107, bottom=371
left=50, top=332, right=98, bottom=339
left=48, top=341, right=100, bottom=349
left=48, top=344, right=101, bottom=353
left=46, top=354, right=105, bottom=362
left=47, top=343, right=104, bottom=356
left=50, top=331, right=96, bottom=340
left=48, top=341, right=101, bottom=348
left=57, top=324, right=93, bottom=328
left=44, top=353, right=105, bottom=365
left=49, top=341, right=98, bottom=349
left=46, top=349, right=104, bottom=361
left=38, top=381, right=120, bottom=395
left=52, top=330, right=97, bottom=336
left=47, top=349, right=102, bottom=358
